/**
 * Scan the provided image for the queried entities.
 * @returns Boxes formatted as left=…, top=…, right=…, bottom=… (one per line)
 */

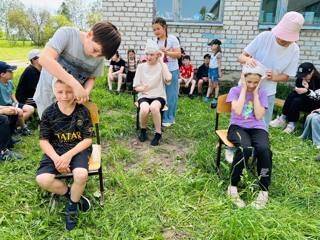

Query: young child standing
left=36, top=79, right=93, bottom=231
left=125, top=49, right=137, bottom=91
left=226, top=63, right=272, bottom=209
left=178, top=55, right=196, bottom=99
left=0, top=61, right=34, bottom=135
left=204, top=39, right=222, bottom=108
left=34, top=21, right=121, bottom=119
left=133, top=39, right=172, bottom=146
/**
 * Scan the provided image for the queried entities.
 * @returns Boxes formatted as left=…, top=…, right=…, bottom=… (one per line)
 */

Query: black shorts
left=36, top=148, right=92, bottom=176
left=138, top=97, right=166, bottom=110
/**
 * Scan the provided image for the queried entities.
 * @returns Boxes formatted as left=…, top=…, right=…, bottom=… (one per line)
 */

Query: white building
left=102, top=0, right=320, bottom=71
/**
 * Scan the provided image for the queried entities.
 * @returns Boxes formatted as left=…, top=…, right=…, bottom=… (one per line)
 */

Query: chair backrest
left=216, top=94, right=231, bottom=114
left=215, top=94, right=231, bottom=131
left=83, top=102, right=99, bottom=125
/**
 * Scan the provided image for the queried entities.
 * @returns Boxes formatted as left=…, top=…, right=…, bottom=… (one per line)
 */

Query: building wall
left=102, top=0, right=320, bottom=71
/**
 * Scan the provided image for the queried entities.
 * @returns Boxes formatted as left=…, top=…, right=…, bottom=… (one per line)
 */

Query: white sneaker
left=251, top=191, right=268, bottom=209
left=283, top=123, right=295, bottom=134
left=162, top=122, right=172, bottom=127
left=227, top=185, right=246, bottom=208
left=270, top=116, right=286, bottom=128
left=225, top=148, right=234, bottom=164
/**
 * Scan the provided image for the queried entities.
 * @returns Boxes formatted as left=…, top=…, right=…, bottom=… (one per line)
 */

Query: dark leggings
left=282, top=91, right=320, bottom=122
left=227, top=125, right=272, bottom=191
left=0, top=115, right=12, bottom=151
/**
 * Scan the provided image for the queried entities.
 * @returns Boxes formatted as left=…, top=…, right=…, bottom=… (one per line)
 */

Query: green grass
left=1, top=58, right=320, bottom=239
left=0, top=40, right=36, bottom=62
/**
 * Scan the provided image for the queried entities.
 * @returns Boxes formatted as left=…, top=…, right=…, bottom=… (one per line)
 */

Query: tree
left=86, top=0, right=103, bottom=27
left=64, top=0, right=87, bottom=30
left=7, top=8, right=28, bottom=42
left=7, top=7, right=51, bottom=46
left=58, top=2, right=71, bottom=21
left=200, top=6, right=207, bottom=21
left=44, top=15, right=73, bottom=41
left=0, top=0, right=24, bottom=37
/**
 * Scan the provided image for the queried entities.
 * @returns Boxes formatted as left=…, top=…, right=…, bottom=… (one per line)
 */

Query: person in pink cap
left=239, top=11, right=304, bottom=130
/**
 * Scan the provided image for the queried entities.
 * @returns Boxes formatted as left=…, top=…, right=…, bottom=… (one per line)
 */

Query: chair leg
left=136, top=107, right=140, bottom=130
left=98, top=168, right=104, bottom=206
left=216, top=139, right=222, bottom=174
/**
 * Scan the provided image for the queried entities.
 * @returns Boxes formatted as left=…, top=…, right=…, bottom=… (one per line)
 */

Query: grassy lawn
left=1, top=63, right=320, bottom=238
left=0, top=40, right=37, bottom=62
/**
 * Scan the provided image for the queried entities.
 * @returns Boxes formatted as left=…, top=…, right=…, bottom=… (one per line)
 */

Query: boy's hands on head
left=240, top=73, right=247, bottom=91
left=72, top=81, right=89, bottom=104
left=245, top=57, right=257, bottom=68
left=266, top=69, right=273, bottom=80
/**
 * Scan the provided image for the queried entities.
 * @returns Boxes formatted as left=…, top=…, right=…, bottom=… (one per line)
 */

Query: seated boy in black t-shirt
left=36, top=79, right=93, bottom=231
left=197, top=54, right=210, bottom=96
left=107, top=51, right=126, bottom=93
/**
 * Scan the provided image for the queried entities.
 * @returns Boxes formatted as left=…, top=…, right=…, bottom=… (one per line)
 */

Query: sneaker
left=162, top=122, right=172, bottom=127
left=251, top=191, right=268, bottom=209
left=283, top=123, right=295, bottom=134
left=78, top=195, right=91, bottom=212
left=203, top=97, right=210, bottom=103
left=138, top=129, right=147, bottom=142
left=0, top=149, right=24, bottom=161
left=210, top=98, right=218, bottom=109
left=16, top=127, right=32, bottom=136
left=65, top=200, right=78, bottom=231
left=227, top=185, right=246, bottom=208
left=225, top=147, right=234, bottom=164
left=270, top=116, right=286, bottom=128
left=150, top=133, right=162, bottom=146
left=188, top=94, right=195, bottom=99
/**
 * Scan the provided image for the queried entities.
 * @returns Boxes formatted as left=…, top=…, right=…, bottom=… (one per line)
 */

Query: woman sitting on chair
left=133, top=39, right=172, bottom=146
left=226, top=63, right=272, bottom=209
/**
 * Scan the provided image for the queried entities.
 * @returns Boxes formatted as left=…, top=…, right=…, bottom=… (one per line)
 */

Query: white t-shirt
left=209, top=52, right=222, bottom=69
left=133, top=62, right=168, bottom=101
left=156, top=34, right=180, bottom=72
left=244, top=31, right=299, bottom=96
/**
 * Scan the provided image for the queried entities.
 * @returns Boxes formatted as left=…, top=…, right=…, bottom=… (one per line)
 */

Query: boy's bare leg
left=16, top=109, right=25, bottom=128
left=36, top=173, right=68, bottom=195
left=70, top=168, right=88, bottom=202
left=178, top=78, right=183, bottom=94
left=139, top=102, right=150, bottom=129
left=150, top=101, right=162, bottom=133
left=117, top=74, right=123, bottom=92
left=22, top=104, right=34, bottom=121
left=108, top=73, right=113, bottom=90
left=190, top=79, right=196, bottom=95
left=198, top=79, right=203, bottom=95
left=206, top=81, right=213, bottom=98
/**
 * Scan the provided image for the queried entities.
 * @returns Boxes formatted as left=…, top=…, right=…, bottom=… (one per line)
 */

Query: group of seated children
left=0, top=60, right=37, bottom=160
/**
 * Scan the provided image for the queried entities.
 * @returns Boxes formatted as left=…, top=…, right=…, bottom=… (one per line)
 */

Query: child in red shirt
left=178, top=55, right=196, bottom=99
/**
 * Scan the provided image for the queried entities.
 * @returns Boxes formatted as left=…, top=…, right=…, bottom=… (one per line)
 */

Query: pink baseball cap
left=272, top=11, right=304, bottom=42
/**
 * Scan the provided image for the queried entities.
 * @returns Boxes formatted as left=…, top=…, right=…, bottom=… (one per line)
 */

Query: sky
left=20, top=0, right=64, bottom=13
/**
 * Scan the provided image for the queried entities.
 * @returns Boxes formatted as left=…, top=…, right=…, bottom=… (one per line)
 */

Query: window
left=155, top=0, right=223, bottom=23
left=260, top=0, right=320, bottom=26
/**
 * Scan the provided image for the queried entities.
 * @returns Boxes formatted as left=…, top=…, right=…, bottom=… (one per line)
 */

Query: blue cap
left=0, top=61, right=17, bottom=74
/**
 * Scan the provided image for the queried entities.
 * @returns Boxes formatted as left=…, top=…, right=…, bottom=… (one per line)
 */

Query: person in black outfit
left=196, top=54, right=210, bottom=96
left=270, top=62, right=320, bottom=133
left=107, top=51, right=126, bottom=93
left=0, top=107, right=23, bottom=160
left=15, top=49, right=41, bottom=108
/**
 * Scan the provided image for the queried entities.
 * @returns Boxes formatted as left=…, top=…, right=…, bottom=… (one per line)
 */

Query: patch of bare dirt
left=162, top=227, right=191, bottom=240
left=107, top=134, right=194, bottom=174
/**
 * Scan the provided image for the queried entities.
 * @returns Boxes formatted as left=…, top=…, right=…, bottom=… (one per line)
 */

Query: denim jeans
left=300, top=112, right=320, bottom=147
left=163, top=69, right=179, bottom=124
left=263, top=94, right=275, bottom=132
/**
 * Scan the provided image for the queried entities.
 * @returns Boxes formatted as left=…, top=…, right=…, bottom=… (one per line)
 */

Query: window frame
left=155, top=0, right=225, bottom=25
left=259, top=0, right=320, bottom=29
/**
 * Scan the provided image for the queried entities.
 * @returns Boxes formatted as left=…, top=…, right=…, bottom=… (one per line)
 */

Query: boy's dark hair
left=204, top=54, right=210, bottom=59
left=91, top=21, right=121, bottom=60
left=113, top=51, right=120, bottom=58
left=182, top=55, right=191, bottom=61
left=244, top=73, right=262, bottom=78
